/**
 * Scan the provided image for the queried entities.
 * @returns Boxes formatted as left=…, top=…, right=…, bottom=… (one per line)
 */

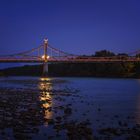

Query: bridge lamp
left=42, top=55, right=45, bottom=59
left=41, top=55, right=50, bottom=59
left=44, top=38, right=48, bottom=44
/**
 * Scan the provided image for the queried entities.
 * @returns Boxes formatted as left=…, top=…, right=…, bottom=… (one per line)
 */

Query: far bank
left=0, top=62, right=140, bottom=78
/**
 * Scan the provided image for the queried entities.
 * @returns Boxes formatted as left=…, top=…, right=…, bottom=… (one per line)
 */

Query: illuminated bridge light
left=41, top=55, right=50, bottom=59
left=42, top=55, right=45, bottom=59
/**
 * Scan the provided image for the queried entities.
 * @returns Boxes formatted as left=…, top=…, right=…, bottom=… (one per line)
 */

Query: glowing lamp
left=42, top=55, right=45, bottom=59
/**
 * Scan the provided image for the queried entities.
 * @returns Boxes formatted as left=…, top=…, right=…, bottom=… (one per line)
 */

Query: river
left=0, top=77, right=140, bottom=140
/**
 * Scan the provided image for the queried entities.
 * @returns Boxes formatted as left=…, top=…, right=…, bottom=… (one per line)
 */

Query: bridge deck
left=0, top=57, right=140, bottom=63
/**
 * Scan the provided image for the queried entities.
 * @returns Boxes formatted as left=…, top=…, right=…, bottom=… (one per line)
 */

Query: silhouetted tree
left=136, top=53, right=140, bottom=58
left=95, top=50, right=115, bottom=57
left=117, top=53, right=128, bottom=57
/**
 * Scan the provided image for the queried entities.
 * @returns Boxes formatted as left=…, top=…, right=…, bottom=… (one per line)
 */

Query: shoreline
left=0, top=63, right=140, bottom=79
left=0, top=75, right=140, bottom=79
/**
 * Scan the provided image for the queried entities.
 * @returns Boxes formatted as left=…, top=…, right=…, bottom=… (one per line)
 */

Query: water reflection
left=136, top=80, right=140, bottom=124
left=39, top=77, right=53, bottom=125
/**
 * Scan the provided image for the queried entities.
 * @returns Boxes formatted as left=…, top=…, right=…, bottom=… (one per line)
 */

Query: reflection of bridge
left=0, top=38, right=140, bottom=74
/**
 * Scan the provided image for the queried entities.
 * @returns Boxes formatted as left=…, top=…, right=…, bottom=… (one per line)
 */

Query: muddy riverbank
left=0, top=77, right=140, bottom=140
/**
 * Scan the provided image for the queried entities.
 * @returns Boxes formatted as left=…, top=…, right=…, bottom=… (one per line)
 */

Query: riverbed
left=0, top=77, right=140, bottom=140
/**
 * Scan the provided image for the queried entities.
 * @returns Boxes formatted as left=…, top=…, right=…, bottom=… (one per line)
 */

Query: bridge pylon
left=43, top=38, right=49, bottom=76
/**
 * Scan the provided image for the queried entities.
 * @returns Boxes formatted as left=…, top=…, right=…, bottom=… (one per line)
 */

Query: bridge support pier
left=43, top=62, right=48, bottom=76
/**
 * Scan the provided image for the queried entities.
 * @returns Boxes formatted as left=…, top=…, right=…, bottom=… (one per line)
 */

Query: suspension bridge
left=0, top=38, right=140, bottom=74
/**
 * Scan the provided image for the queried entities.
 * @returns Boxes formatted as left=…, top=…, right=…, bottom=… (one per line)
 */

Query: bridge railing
left=0, top=55, right=140, bottom=62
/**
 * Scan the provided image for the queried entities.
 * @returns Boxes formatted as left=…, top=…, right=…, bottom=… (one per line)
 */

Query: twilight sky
left=0, top=0, right=140, bottom=56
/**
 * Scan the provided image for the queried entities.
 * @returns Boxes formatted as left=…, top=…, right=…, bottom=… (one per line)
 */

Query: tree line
left=81, top=50, right=140, bottom=57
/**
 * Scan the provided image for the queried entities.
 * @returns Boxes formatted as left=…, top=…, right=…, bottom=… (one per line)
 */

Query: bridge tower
left=43, top=38, right=49, bottom=76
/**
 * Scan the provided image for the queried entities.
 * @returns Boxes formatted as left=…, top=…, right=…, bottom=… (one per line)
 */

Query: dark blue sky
left=0, top=0, right=140, bottom=56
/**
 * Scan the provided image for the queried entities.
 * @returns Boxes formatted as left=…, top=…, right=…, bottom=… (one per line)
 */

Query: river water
left=0, top=77, right=140, bottom=140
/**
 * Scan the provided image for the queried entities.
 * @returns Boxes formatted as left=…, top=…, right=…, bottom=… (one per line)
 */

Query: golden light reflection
left=40, top=77, right=50, bottom=81
left=39, top=77, right=53, bottom=126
